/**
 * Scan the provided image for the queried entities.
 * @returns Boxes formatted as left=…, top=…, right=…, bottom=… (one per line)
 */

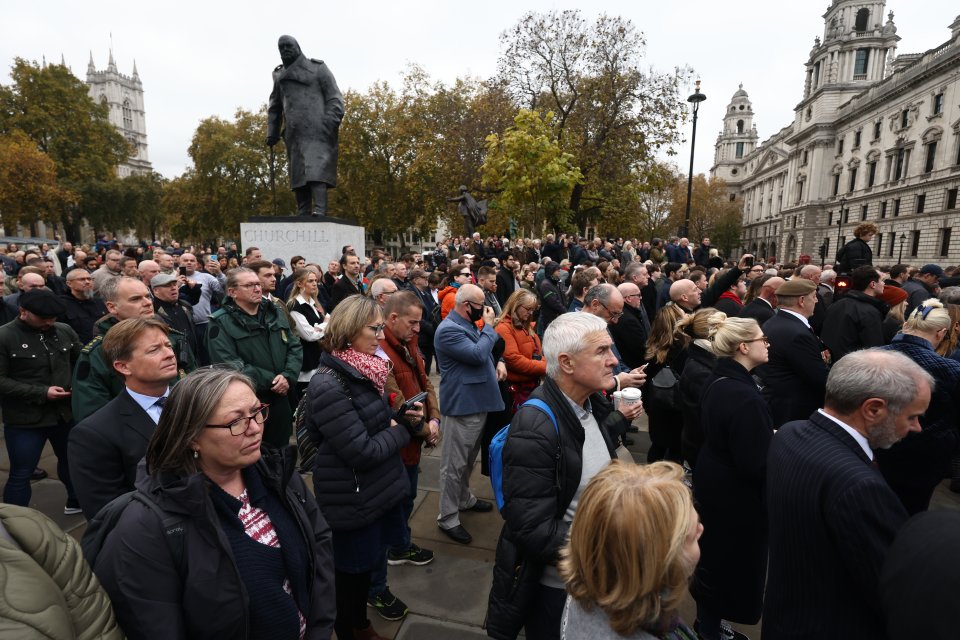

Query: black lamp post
left=835, top=196, right=846, bottom=262
left=681, top=80, right=707, bottom=239
left=898, top=232, right=906, bottom=263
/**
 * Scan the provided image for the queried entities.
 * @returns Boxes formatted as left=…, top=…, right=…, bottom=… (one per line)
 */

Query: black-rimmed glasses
left=206, top=404, right=270, bottom=436
left=743, top=336, right=770, bottom=346
left=599, top=301, right=623, bottom=320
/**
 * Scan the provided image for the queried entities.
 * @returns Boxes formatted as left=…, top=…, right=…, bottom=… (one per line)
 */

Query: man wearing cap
left=908, top=265, right=944, bottom=316
left=760, top=278, right=829, bottom=428
left=151, top=273, right=198, bottom=355
left=72, top=277, right=196, bottom=422
left=0, top=289, right=83, bottom=514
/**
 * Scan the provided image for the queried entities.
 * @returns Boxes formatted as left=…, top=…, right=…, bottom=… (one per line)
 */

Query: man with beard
left=764, top=349, right=932, bottom=639
left=58, top=269, right=108, bottom=344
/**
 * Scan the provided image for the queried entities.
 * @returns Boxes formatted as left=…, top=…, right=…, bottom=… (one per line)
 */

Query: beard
left=866, top=413, right=900, bottom=450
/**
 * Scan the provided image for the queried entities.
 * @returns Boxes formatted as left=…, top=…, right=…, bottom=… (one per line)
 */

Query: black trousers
left=523, top=585, right=567, bottom=640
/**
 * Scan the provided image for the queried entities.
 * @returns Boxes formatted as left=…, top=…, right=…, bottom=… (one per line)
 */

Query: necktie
left=154, top=396, right=167, bottom=410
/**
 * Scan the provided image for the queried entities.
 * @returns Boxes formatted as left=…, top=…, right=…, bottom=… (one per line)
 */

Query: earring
left=193, top=450, right=199, bottom=459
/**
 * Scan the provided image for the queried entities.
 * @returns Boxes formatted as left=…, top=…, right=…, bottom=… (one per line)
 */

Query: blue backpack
left=489, top=398, right=559, bottom=510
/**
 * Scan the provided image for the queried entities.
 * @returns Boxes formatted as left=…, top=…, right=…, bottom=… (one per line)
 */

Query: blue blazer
left=763, top=411, right=908, bottom=640
left=434, top=310, right=504, bottom=417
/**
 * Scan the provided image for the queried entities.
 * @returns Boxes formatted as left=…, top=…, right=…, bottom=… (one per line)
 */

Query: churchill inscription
left=241, top=217, right=364, bottom=267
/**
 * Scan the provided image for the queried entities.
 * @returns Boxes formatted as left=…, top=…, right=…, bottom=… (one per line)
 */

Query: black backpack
left=81, top=490, right=185, bottom=572
left=294, top=366, right=349, bottom=473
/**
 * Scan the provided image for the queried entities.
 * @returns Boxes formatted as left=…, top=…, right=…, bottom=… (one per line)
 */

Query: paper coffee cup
left=620, top=387, right=642, bottom=407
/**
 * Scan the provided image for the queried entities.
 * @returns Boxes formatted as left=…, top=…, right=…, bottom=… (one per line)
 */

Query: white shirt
left=817, top=409, right=873, bottom=461
left=779, top=308, right=811, bottom=329
left=126, top=387, right=170, bottom=425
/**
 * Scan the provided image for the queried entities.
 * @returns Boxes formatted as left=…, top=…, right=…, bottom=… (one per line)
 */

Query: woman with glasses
left=438, top=262, right=474, bottom=321
left=304, top=295, right=423, bottom=640
left=690, top=317, right=772, bottom=640
left=92, top=367, right=336, bottom=639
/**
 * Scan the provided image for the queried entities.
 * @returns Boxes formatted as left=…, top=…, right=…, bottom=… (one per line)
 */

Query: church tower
left=711, top=84, right=759, bottom=190
left=86, top=50, right=151, bottom=177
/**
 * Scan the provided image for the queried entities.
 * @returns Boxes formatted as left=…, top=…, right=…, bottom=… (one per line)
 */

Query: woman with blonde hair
left=642, top=303, right=690, bottom=463
left=559, top=461, right=702, bottom=639
left=878, top=298, right=960, bottom=514
left=691, top=316, right=772, bottom=640
left=287, top=268, right=328, bottom=396
left=496, top=289, right=546, bottom=411
left=934, top=302, right=960, bottom=360
left=676, top=309, right=726, bottom=469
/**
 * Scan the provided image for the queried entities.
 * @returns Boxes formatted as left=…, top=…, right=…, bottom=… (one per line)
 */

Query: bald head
left=761, top=277, right=785, bottom=303
left=799, top=265, right=822, bottom=285
left=670, top=278, right=701, bottom=310
left=19, top=272, right=45, bottom=292
left=618, top=282, right=641, bottom=309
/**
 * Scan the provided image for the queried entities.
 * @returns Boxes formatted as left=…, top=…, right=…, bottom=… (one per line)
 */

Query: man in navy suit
left=68, top=317, right=176, bottom=520
left=760, top=278, right=828, bottom=429
left=764, top=349, right=933, bottom=640
left=434, top=284, right=506, bottom=544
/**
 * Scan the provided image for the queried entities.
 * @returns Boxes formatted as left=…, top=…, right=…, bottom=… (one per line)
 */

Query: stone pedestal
left=241, top=216, right=365, bottom=266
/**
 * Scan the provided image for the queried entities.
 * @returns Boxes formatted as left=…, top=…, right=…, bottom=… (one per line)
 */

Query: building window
left=796, top=180, right=804, bottom=203
left=861, top=204, right=868, bottom=221
left=917, top=194, right=926, bottom=214
left=122, top=99, right=133, bottom=131
left=813, top=62, right=821, bottom=88
left=874, top=121, right=882, bottom=140
left=911, top=230, right=921, bottom=257
left=802, top=149, right=809, bottom=165
left=880, top=201, right=888, bottom=219
left=901, top=109, right=909, bottom=129
left=875, top=233, right=882, bottom=256
left=854, top=130, right=862, bottom=148
left=893, top=198, right=901, bottom=217
left=925, top=141, right=937, bottom=173
left=934, top=93, right=944, bottom=115
left=849, top=167, right=858, bottom=192
left=867, top=161, right=877, bottom=187
left=736, top=142, right=744, bottom=158
left=833, top=174, right=841, bottom=196
left=855, top=8, right=870, bottom=32
left=729, top=193, right=736, bottom=201
left=887, top=232, right=896, bottom=257
left=941, top=228, right=953, bottom=257
left=737, top=120, right=744, bottom=134
left=854, top=49, right=869, bottom=77
left=948, top=188, right=959, bottom=210
left=843, top=207, right=850, bottom=224
left=837, top=138, right=845, bottom=155
left=828, top=211, right=833, bottom=226
left=894, top=148, right=906, bottom=180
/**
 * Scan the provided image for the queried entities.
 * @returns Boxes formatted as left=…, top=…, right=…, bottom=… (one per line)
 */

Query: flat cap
left=19, top=288, right=65, bottom=317
left=151, top=273, right=179, bottom=287
left=775, top=278, right=817, bottom=296
left=920, top=264, right=944, bottom=277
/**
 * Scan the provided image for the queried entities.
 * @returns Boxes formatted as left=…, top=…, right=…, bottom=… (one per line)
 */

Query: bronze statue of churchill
left=267, top=35, right=345, bottom=216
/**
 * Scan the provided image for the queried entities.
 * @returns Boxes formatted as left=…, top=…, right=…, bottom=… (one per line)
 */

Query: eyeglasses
left=367, top=323, right=386, bottom=334
left=457, top=272, right=471, bottom=277
left=235, top=282, right=262, bottom=289
left=599, top=301, right=623, bottom=320
left=743, top=336, right=770, bottom=346
left=206, top=404, right=270, bottom=436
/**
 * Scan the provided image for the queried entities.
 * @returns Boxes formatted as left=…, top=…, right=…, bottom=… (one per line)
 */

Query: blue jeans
left=369, top=463, right=419, bottom=597
left=3, top=423, right=76, bottom=507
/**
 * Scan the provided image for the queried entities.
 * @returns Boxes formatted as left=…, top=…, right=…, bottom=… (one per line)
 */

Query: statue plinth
left=241, top=216, right=365, bottom=266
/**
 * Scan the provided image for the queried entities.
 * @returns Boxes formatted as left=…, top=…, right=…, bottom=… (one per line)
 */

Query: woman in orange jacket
left=495, top=289, right=547, bottom=412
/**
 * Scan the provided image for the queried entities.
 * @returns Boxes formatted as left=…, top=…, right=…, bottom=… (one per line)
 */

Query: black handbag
left=294, top=366, right=347, bottom=473
left=648, top=364, right=680, bottom=409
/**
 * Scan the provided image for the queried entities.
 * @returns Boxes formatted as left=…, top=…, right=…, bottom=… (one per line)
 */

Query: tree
left=667, top=174, right=742, bottom=257
left=0, top=130, right=68, bottom=230
left=0, top=58, right=128, bottom=239
left=481, top=109, right=583, bottom=235
left=497, top=11, right=691, bottom=230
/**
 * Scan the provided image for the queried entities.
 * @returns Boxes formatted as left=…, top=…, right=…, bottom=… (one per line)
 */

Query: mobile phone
left=179, top=266, right=187, bottom=276
left=401, top=391, right=428, bottom=413
left=744, top=256, right=754, bottom=268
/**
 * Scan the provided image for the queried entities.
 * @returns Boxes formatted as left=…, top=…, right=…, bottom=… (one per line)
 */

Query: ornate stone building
left=86, top=50, right=151, bottom=177
left=711, top=2, right=960, bottom=266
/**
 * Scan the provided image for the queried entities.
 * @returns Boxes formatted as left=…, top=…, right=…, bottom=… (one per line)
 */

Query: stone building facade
left=86, top=50, right=151, bottom=177
left=711, top=1, right=960, bottom=266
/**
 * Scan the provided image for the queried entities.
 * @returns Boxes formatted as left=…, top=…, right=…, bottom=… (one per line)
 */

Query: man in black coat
left=68, top=317, right=177, bottom=520
left=495, top=254, right=519, bottom=309
left=821, top=266, right=888, bottom=363
left=738, top=276, right=783, bottom=325
left=764, top=349, right=931, bottom=640
left=759, top=279, right=828, bottom=429
left=609, top=282, right=650, bottom=370
left=835, top=223, right=876, bottom=274
left=329, top=252, right=365, bottom=311
left=58, top=268, right=108, bottom=345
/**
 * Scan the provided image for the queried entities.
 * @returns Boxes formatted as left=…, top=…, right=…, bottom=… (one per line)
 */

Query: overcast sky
left=3, top=1, right=956, bottom=180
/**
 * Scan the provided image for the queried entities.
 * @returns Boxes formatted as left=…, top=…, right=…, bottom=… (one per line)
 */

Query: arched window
left=855, top=8, right=870, bottom=32
left=122, top=99, right=133, bottom=130
left=737, top=120, right=745, bottom=134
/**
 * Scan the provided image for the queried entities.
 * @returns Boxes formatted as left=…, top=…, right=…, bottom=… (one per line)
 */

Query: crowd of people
left=0, top=228, right=958, bottom=640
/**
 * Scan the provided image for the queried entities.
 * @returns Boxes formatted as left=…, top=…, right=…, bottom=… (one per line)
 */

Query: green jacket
left=206, top=298, right=303, bottom=393
left=72, top=315, right=196, bottom=422
left=0, top=318, right=81, bottom=427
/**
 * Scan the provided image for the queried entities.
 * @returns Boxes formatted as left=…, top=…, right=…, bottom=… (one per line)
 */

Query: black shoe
left=64, top=498, right=82, bottom=516
left=461, top=499, right=493, bottom=513
left=366, top=587, right=409, bottom=621
left=30, top=468, right=48, bottom=481
left=438, top=524, right=472, bottom=544
left=622, top=436, right=635, bottom=446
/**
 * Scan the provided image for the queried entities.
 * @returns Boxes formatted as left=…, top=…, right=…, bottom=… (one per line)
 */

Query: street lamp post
left=835, top=197, right=846, bottom=265
left=681, top=80, right=707, bottom=240
left=899, top=232, right=906, bottom=263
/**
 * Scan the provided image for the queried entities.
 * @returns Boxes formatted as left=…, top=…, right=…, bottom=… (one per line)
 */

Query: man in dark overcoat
left=267, top=35, right=344, bottom=216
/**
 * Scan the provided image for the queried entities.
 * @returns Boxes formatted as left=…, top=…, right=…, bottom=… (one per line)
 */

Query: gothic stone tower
left=86, top=50, right=152, bottom=177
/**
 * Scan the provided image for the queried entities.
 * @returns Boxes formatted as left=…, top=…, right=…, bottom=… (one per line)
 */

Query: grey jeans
left=437, top=412, right=487, bottom=529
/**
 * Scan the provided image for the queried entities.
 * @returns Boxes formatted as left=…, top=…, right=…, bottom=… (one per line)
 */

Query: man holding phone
left=178, top=252, right=225, bottom=365
left=365, top=291, right=441, bottom=621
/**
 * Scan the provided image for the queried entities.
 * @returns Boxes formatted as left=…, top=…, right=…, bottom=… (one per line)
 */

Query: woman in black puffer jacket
left=305, top=295, right=422, bottom=640
left=676, top=309, right=726, bottom=470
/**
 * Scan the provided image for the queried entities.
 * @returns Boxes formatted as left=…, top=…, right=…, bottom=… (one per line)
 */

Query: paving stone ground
left=3, top=379, right=959, bottom=639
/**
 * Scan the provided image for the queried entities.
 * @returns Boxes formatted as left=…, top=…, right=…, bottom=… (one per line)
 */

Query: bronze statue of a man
left=447, top=185, right=488, bottom=237
left=267, top=35, right=344, bottom=216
